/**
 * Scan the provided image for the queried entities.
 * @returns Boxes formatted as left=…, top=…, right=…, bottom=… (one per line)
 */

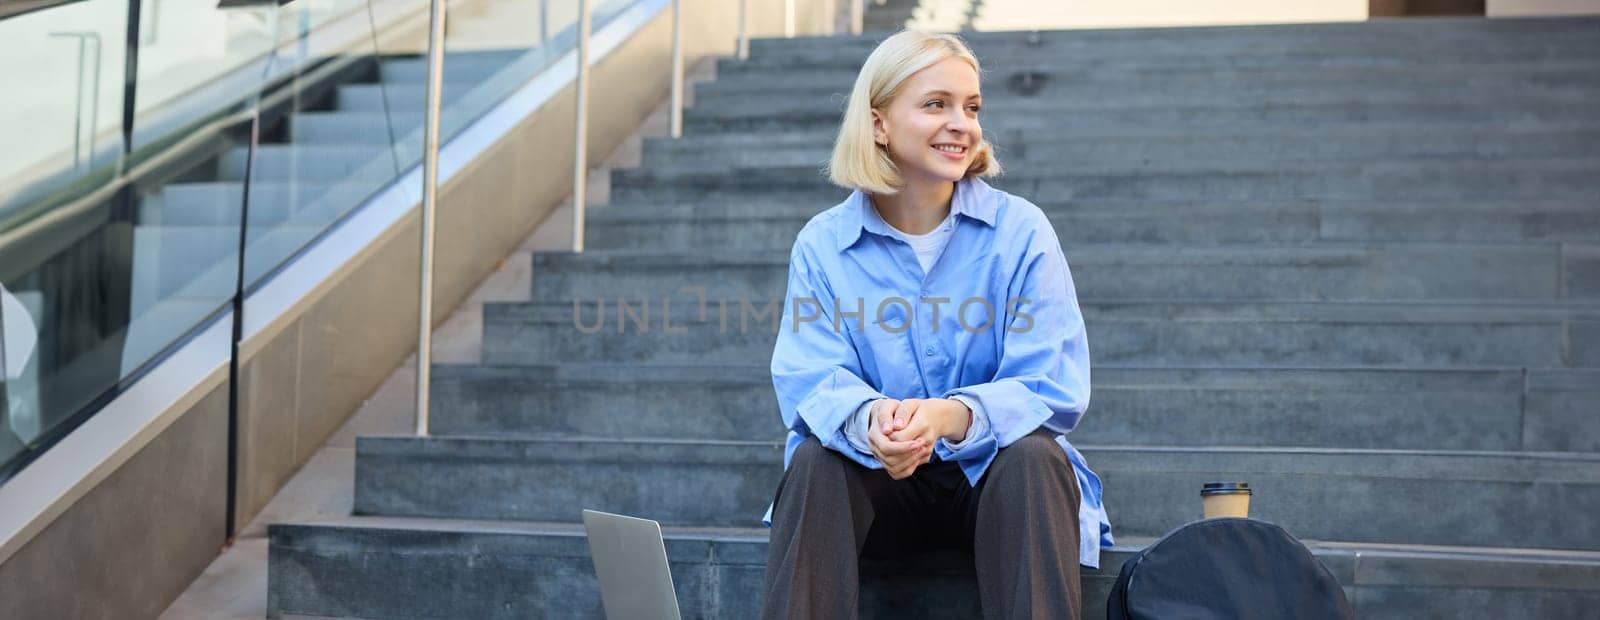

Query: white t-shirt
left=886, top=208, right=957, bottom=274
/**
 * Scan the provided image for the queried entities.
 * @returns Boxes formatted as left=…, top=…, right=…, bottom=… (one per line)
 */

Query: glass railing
left=2, top=0, right=201, bottom=481
left=0, top=0, right=638, bottom=482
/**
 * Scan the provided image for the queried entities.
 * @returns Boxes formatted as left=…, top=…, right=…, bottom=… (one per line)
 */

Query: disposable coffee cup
left=1201, top=482, right=1252, bottom=519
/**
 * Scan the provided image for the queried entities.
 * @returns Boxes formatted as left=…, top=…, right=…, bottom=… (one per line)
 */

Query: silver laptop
left=582, top=509, right=683, bottom=620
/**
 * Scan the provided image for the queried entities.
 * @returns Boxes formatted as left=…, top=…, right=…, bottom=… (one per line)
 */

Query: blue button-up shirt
left=768, top=177, right=1113, bottom=568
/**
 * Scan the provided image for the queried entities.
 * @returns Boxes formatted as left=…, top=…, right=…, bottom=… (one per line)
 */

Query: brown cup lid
left=1201, top=482, right=1252, bottom=496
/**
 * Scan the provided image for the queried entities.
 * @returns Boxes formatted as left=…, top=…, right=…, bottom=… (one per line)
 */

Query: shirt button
left=924, top=345, right=937, bottom=357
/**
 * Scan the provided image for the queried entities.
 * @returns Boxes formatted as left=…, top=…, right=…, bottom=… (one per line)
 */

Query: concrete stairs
left=269, top=17, right=1600, bottom=618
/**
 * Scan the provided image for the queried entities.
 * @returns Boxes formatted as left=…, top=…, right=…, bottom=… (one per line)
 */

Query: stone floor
left=157, top=58, right=716, bottom=620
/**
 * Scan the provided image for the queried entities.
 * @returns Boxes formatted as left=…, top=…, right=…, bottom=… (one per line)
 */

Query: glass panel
left=235, top=0, right=427, bottom=294
left=0, top=0, right=134, bottom=478
left=0, top=0, right=266, bottom=481
left=237, top=0, right=638, bottom=303
left=0, top=0, right=127, bottom=220
left=431, top=0, right=639, bottom=148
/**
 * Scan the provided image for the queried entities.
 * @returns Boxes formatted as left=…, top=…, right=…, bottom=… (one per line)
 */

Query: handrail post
left=414, top=0, right=446, bottom=437
left=670, top=0, right=683, bottom=138
left=784, top=0, right=794, bottom=37
left=49, top=32, right=101, bottom=171
left=737, top=0, right=748, bottom=59
left=572, top=0, right=591, bottom=252
left=539, top=0, right=549, bottom=46
left=851, top=0, right=863, bottom=35
left=87, top=35, right=101, bottom=170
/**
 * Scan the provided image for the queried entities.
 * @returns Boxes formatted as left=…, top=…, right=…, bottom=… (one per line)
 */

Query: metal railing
left=413, top=0, right=448, bottom=437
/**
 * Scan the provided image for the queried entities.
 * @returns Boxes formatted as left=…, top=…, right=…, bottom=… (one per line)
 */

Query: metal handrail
left=540, top=0, right=549, bottom=45
left=670, top=0, right=683, bottom=138
left=414, top=0, right=447, bottom=436
left=737, top=0, right=749, bottom=59
left=571, top=0, right=593, bottom=255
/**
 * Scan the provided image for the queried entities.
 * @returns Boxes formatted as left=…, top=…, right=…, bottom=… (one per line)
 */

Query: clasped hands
left=868, top=398, right=972, bottom=480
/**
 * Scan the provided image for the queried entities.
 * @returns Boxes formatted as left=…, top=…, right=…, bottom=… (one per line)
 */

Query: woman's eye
left=925, top=100, right=945, bottom=109
left=967, top=105, right=982, bottom=114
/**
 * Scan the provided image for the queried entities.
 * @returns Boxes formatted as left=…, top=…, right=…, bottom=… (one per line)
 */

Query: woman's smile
left=932, top=142, right=969, bottom=160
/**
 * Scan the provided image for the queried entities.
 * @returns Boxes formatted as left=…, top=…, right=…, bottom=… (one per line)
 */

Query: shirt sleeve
left=940, top=223, right=1092, bottom=485
left=843, top=399, right=879, bottom=457
left=771, top=243, right=886, bottom=470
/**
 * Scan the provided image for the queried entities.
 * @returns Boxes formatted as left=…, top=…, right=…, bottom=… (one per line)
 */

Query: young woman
left=764, top=30, right=1113, bottom=619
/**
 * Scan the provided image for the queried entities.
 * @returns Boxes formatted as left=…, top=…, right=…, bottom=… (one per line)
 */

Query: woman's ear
left=870, top=108, right=889, bottom=147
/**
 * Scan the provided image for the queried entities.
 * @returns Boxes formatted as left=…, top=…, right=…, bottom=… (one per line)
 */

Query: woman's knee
left=994, top=432, right=1068, bottom=473
left=788, top=436, right=850, bottom=479
left=774, top=437, right=862, bottom=520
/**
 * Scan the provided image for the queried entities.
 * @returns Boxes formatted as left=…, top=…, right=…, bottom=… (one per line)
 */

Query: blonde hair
left=827, top=30, right=1001, bottom=195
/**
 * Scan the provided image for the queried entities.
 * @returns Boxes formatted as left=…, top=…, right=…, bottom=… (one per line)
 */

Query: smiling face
left=871, top=57, right=984, bottom=188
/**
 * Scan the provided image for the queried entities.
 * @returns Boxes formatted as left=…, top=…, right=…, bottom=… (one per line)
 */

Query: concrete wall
left=0, top=0, right=823, bottom=617
left=0, top=384, right=230, bottom=619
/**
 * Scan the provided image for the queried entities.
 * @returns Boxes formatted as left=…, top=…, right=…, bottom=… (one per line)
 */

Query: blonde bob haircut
left=828, top=30, right=1001, bottom=196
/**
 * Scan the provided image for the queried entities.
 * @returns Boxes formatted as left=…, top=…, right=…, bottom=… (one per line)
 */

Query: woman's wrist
left=942, top=398, right=972, bottom=442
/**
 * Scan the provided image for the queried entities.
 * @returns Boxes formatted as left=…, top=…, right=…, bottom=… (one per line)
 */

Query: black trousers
left=762, top=431, right=1083, bottom=619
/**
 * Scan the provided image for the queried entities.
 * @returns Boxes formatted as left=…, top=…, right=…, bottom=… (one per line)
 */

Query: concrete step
left=614, top=157, right=1600, bottom=187
left=745, top=17, right=1600, bottom=57
left=139, top=181, right=357, bottom=228
left=639, top=122, right=1600, bottom=159
left=639, top=126, right=1600, bottom=172
left=378, top=49, right=526, bottom=83
left=289, top=111, right=426, bottom=145
left=695, top=60, right=1600, bottom=98
left=216, top=144, right=396, bottom=183
left=724, top=40, right=1600, bottom=74
left=481, top=299, right=1600, bottom=368
left=520, top=244, right=1597, bottom=302
left=611, top=159, right=1600, bottom=202
left=687, top=88, right=1600, bottom=125
left=348, top=436, right=1600, bottom=550
left=582, top=200, right=1600, bottom=250
left=428, top=363, right=1600, bottom=453
left=333, top=82, right=476, bottom=113
left=681, top=99, right=1600, bottom=134
left=267, top=518, right=1128, bottom=619
left=705, top=59, right=1600, bottom=96
left=289, top=107, right=480, bottom=145
left=268, top=517, right=1600, bottom=619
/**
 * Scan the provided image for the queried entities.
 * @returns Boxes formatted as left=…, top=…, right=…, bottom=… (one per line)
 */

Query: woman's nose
left=946, top=113, right=969, bottom=133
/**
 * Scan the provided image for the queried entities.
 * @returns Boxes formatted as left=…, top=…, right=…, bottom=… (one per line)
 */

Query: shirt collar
left=836, top=177, right=1000, bottom=252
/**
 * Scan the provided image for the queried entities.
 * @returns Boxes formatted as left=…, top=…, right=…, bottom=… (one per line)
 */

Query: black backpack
left=1107, top=518, right=1353, bottom=620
